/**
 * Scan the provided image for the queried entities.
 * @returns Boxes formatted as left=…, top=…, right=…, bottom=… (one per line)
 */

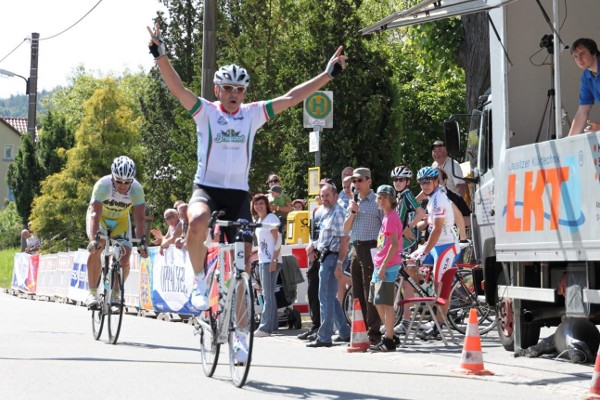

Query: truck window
left=482, top=108, right=493, bottom=173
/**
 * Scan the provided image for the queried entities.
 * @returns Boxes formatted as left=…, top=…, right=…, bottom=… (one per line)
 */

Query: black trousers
left=306, top=258, right=321, bottom=330
left=351, top=242, right=382, bottom=342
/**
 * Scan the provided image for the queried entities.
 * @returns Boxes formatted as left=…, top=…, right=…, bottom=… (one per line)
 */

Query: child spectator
left=369, top=185, right=402, bottom=352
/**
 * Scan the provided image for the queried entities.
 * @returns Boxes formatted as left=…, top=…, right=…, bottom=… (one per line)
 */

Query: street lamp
left=0, top=68, right=29, bottom=92
left=0, top=68, right=35, bottom=143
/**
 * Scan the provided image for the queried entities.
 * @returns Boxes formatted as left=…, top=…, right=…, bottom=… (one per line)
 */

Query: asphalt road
left=0, top=290, right=595, bottom=399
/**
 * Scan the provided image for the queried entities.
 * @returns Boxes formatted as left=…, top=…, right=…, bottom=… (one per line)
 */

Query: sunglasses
left=114, top=179, right=133, bottom=185
left=352, top=178, right=364, bottom=184
left=220, top=85, right=246, bottom=94
left=418, top=179, right=434, bottom=186
left=164, top=214, right=176, bottom=220
left=393, top=177, right=408, bottom=182
left=268, top=178, right=280, bottom=184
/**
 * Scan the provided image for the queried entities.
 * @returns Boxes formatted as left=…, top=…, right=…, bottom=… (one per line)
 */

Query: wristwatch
left=336, top=260, right=343, bottom=265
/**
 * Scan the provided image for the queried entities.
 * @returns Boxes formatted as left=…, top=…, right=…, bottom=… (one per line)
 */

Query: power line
left=41, top=0, right=104, bottom=41
left=0, top=39, right=28, bottom=64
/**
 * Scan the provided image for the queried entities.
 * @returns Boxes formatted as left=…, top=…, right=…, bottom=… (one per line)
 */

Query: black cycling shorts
left=189, top=184, right=252, bottom=243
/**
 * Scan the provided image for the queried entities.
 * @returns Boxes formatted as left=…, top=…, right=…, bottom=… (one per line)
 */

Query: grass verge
left=0, top=247, right=17, bottom=289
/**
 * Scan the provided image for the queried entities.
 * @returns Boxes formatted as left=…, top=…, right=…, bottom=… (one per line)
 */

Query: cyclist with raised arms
left=85, top=156, right=148, bottom=308
left=147, top=24, right=347, bottom=311
left=411, top=166, right=459, bottom=339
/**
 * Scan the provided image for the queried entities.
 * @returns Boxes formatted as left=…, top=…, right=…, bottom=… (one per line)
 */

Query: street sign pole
left=315, top=126, right=322, bottom=167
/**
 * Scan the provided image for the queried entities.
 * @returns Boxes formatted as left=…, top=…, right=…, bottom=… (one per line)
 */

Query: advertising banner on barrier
left=151, top=246, right=199, bottom=315
left=139, top=247, right=155, bottom=311
left=68, top=250, right=90, bottom=303
left=12, top=253, right=39, bottom=294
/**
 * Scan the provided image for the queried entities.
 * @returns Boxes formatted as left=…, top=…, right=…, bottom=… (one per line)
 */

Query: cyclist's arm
left=88, top=201, right=103, bottom=241
left=411, top=206, right=427, bottom=228
left=451, top=203, right=467, bottom=241
left=270, top=46, right=345, bottom=115
left=133, top=203, right=146, bottom=239
left=154, top=56, right=198, bottom=111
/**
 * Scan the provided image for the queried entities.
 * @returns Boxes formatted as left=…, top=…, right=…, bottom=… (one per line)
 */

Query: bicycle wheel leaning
left=228, top=272, right=254, bottom=388
left=447, top=271, right=497, bottom=335
left=91, top=271, right=106, bottom=340
left=199, top=310, right=220, bottom=377
left=107, top=264, right=125, bottom=344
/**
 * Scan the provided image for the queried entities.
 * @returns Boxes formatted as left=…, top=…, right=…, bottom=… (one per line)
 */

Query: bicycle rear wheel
left=91, top=272, right=106, bottom=340
left=447, top=272, right=497, bottom=335
left=228, top=272, right=254, bottom=388
left=107, top=265, right=124, bottom=344
left=199, top=311, right=220, bottom=377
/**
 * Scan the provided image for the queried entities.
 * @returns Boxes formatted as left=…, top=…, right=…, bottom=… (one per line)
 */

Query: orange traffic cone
left=347, top=298, right=369, bottom=353
left=452, top=308, right=494, bottom=375
left=583, top=347, right=600, bottom=399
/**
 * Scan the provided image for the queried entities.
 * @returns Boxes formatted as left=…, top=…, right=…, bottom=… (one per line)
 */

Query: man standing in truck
left=568, top=38, right=600, bottom=136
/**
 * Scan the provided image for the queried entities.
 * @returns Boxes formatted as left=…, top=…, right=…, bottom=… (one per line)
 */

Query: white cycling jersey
left=426, top=187, right=456, bottom=245
left=190, top=98, right=276, bottom=191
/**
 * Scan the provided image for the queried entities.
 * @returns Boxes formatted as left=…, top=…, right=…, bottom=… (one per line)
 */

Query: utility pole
left=27, top=33, right=39, bottom=145
left=201, top=0, right=216, bottom=100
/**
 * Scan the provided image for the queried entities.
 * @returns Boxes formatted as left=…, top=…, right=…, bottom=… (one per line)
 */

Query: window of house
left=4, top=144, right=14, bottom=160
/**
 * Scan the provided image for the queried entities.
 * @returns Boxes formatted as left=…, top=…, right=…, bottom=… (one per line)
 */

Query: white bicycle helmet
left=213, top=64, right=250, bottom=87
left=391, top=166, right=412, bottom=179
left=111, top=156, right=136, bottom=181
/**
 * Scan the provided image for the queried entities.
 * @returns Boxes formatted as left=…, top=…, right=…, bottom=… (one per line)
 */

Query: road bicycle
left=446, top=263, right=497, bottom=335
left=90, top=232, right=141, bottom=344
left=193, top=211, right=277, bottom=388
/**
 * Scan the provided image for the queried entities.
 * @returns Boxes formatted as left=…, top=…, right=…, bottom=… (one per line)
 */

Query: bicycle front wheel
left=199, top=311, right=220, bottom=377
left=447, top=273, right=497, bottom=335
left=228, top=272, right=254, bottom=388
left=107, top=265, right=124, bottom=344
left=91, top=272, right=106, bottom=340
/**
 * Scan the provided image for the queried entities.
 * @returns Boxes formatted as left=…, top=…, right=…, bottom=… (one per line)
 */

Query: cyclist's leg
left=187, top=188, right=213, bottom=275
left=111, top=217, right=133, bottom=283
left=431, top=243, right=458, bottom=316
left=85, top=211, right=107, bottom=306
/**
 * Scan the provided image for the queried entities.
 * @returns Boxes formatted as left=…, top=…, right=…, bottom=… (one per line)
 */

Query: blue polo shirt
left=579, top=55, right=600, bottom=105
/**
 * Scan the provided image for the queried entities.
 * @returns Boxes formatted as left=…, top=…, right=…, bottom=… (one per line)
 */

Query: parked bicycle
left=446, top=263, right=497, bottom=335
left=90, top=232, right=141, bottom=344
left=193, top=210, right=277, bottom=388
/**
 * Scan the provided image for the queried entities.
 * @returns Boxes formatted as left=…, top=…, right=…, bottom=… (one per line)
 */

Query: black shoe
left=306, top=332, right=317, bottom=341
left=369, top=337, right=396, bottom=352
left=333, top=335, right=350, bottom=343
left=393, top=335, right=400, bottom=347
left=306, top=340, right=332, bottom=348
left=297, top=329, right=317, bottom=340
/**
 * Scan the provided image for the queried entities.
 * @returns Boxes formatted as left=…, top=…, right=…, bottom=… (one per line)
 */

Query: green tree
left=0, top=202, right=22, bottom=249
left=7, top=134, right=43, bottom=224
left=37, top=111, right=75, bottom=178
left=30, top=78, right=145, bottom=252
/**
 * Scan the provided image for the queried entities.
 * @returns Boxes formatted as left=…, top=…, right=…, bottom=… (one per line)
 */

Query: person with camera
left=305, top=180, right=351, bottom=347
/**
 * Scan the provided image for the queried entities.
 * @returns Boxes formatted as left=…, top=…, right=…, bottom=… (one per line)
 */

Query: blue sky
left=0, top=0, right=166, bottom=98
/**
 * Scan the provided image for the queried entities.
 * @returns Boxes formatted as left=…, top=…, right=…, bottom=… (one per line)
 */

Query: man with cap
left=344, top=167, right=384, bottom=345
left=431, top=139, right=466, bottom=197
left=337, top=166, right=354, bottom=209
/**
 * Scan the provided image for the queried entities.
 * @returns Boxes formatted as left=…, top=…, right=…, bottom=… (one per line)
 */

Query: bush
left=0, top=202, right=22, bottom=250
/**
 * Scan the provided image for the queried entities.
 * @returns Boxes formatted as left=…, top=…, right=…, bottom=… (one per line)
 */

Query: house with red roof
left=0, top=117, right=36, bottom=208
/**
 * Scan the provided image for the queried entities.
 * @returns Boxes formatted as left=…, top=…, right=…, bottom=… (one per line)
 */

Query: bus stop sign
left=303, top=91, right=333, bottom=129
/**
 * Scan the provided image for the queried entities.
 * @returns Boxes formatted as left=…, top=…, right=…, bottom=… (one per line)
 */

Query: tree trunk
left=458, top=13, right=490, bottom=114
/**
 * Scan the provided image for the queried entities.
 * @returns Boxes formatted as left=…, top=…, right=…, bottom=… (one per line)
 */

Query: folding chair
left=398, top=267, right=459, bottom=346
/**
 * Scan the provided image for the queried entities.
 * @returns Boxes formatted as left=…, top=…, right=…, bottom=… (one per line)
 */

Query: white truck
left=363, top=0, right=600, bottom=353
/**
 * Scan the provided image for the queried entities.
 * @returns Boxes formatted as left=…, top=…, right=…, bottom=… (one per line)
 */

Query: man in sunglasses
left=85, top=156, right=148, bottom=308
left=148, top=24, right=347, bottom=310
left=343, top=167, right=384, bottom=345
